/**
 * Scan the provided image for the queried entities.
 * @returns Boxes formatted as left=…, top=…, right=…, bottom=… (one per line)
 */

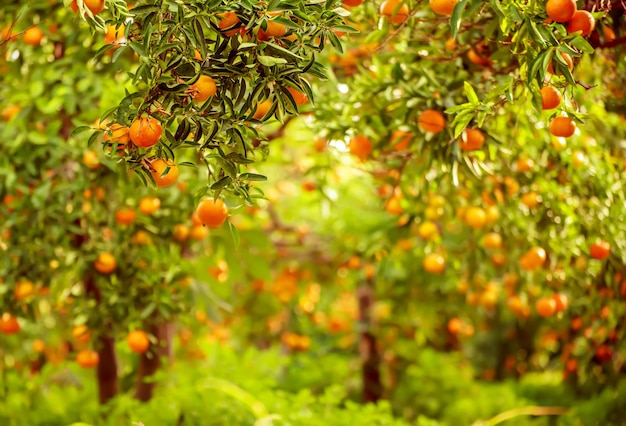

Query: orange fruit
left=467, top=45, right=491, bottom=66
left=385, top=193, right=404, bottom=215
left=465, top=207, right=486, bottom=228
left=343, top=0, right=364, bottom=5
left=196, top=198, right=228, bottom=228
left=482, top=232, right=503, bottom=249
left=173, top=224, right=190, bottom=241
left=23, top=26, right=44, bottom=46
left=33, top=339, right=46, bottom=353
left=549, top=116, right=576, bottom=138
left=286, top=87, right=309, bottom=106
left=102, top=123, right=130, bottom=151
left=14, top=280, right=34, bottom=300
left=115, top=208, right=137, bottom=225
left=104, top=24, right=125, bottom=44
left=94, top=252, right=116, bottom=274
left=521, top=191, right=541, bottom=208
left=190, top=75, right=217, bottom=102
left=150, top=158, right=179, bottom=187
left=535, top=297, right=557, bottom=317
left=380, top=0, right=410, bottom=24
left=423, top=253, right=445, bottom=274
left=82, top=150, right=100, bottom=169
left=71, top=0, right=106, bottom=15
left=547, top=52, right=573, bottom=74
left=349, top=135, right=373, bottom=161
left=1, top=313, right=20, bottom=334
left=429, top=0, right=458, bottom=15
left=460, top=128, right=485, bottom=151
left=445, top=37, right=457, bottom=51
left=589, top=238, right=610, bottom=260
left=390, top=129, right=412, bottom=151
left=540, top=86, right=562, bottom=110
left=602, top=26, right=616, bottom=42
left=129, top=116, right=163, bottom=148
left=132, top=230, right=152, bottom=245
left=189, top=225, right=208, bottom=240
left=126, top=330, right=150, bottom=353
left=567, top=10, right=595, bottom=36
left=258, top=19, right=287, bottom=40
left=218, top=11, right=241, bottom=36
left=519, top=247, right=546, bottom=271
left=72, top=325, right=91, bottom=344
left=447, top=317, right=462, bottom=335
left=138, top=197, right=160, bottom=215
left=253, top=99, right=273, bottom=120
left=545, top=0, right=576, bottom=23
left=418, top=109, right=445, bottom=134
left=76, top=349, right=99, bottom=368
left=1, top=105, right=21, bottom=120
left=553, top=293, right=568, bottom=312
left=417, top=221, right=439, bottom=240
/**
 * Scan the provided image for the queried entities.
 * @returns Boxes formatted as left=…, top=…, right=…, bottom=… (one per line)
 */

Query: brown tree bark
left=358, top=281, right=383, bottom=403
left=133, top=322, right=173, bottom=402
left=96, top=334, right=119, bottom=405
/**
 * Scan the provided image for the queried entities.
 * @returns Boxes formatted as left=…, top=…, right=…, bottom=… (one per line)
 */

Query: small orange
left=380, top=0, right=409, bottom=24
left=150, top=159, right=179, bottom=187
left=482, top=232, right=503, bottom=249
left=33, top=339, right=46, bottom=353
left=390, top=129, right=412, bottom=151
left=76, top=349, right=99, bottom=368
left=72, top=325, right=91, bottom=344
left=253, top=99, right=273, bottom=120
left=190, top=75, right=217, bottom=102
left=589, top=238, right=610, bottom=260
left=418, top=109, right=445, bottom=134
left=349, top=135, right=373, bottom=161
left=547, top=52, right=573, bottom=74
left=429, top=0, right=458, bottom=15
left=218, top=11, right=241, bottom=36
left=447, top=317, right=462, bottom=335
left=23, top=26, right=44, bottom=46
left=549, top=116, right=576, bottom=138
left=521, top=191, right=541, bottom=208
left=129, top=117, right=163, bottom=148
left=173, top=224, right=190, bottom=241
left=540, top=86, right=562, bottom=110
left=104, top=24, right=125, bottom=44
left=71, top=0, right=106, bottom=15
left=545, top=0, right=576, bottom=23
left=567, top=10, right=595, bottom=37
left=519, top=247, right=546, bottom=271
left=139, top=197, right=160, bottom=215
left=343, top=0, right=364, bottom=6
left=286, top=87, right=309, bottom=106
left=553, top=293, right=568, bottom=312
left=127, top=330, right=150, bottom=353
left=82, top=150, right=100, bottom=169
left=258, top=19, right=287, bottom=40
left=189, top=224, right=208, bottom=240
left=14, top=280, right=34, bottom=300
left=115, top=208, right=137, bottom=225
left=103, top=123, right=130, bottom=152
left=0, top=313, right=20, bottom=334
left=423, top=253, right=445, bottom=274
left=465, top=207, right=486, bottom=229
left=94, top=252, right=116, bottom=274
left=535, top=297, right=557, bottom=317
left=196, top=198, right=228, bottom=228
left=460, top=128, right=485, bottom=151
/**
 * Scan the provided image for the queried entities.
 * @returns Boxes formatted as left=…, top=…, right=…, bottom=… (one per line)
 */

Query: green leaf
left=450, top=0, right=468, bottom=39
left=228, top=221, right=240, bottom=248
left=463, top=81, right=479, bottom=104
left=238, top=173, right=267, bottom=182
left=211, top=175, right=233, bottom=190
left=258, top=55, right=287, bottom=66
left=70, top=126, right=93, bottom=137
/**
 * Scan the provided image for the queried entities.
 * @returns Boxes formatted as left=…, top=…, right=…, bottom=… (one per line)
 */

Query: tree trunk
left=133, top=322, right=173, bottom=402
left=358, top=281, right=383, bottom=403
left=97, top=334, right=119, bottom=405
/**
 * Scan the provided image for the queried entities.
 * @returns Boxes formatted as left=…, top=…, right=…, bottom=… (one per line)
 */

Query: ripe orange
left=76, top=349, right=99, bottom=368
left=82, top=150, right=100, bottom=169
left=94, top=252, right=116, bottom=274
left=189, top=225, right=208, bottom=240
left=33, top=339, right=46, bottom=353
left=196, top=198, right=228, bottom=228
left=540, top=86, right=562, bottom=110
left=553, top=293, right=568, bottom=312
left=72, top=325, right=91, bottom=344
left=467, top=45, right=491, bottom=67
left=429, top=0, right=458, bottom=15
left=104, top=24, right=125, bottom=44
left=545, top=0, right=576, bottom=23
left=549, top=116, right=576, bottom=138
left=447, top=317, right=462, bottom=335
left=390, top=129, right=412, bottom=151
left=218, top=11, right=241, bottom=36
left=521, top=191, right=541, bottom=208
left=589, top=238, right=610, bottom=260
left=519, top=247, right=546, bottom=271
left=150, top=158, right=179, bottom=187
left=253, top=99, right=273, bottom=120
left=482, top=232, right=503, bottom=249
left=127, top=330, right=150, bottom=353
left=258, top=20, right=287, bottom=40
left=535, top=297, right=557, bottom=317
left=380, top=0, right=410, bottom=24
left=23, top=26, right=44, bottom=46
left=423, top=253, right=445, bottom=274
left=115, top=208, right=137, bottom=225
left=173, top=224, right=190, bottom=241
left=460, top=128, right=485, bottom=151
left=71, top=0, right=106, bottom=15
left=132, top=230, right=152, bottom=245
left=190, top=75, right=217, bottom=102
left=602, top=26, right=616, bottom=42
left=465, top=206, right=486, bottom=228
left=547, top=52, right=573, bottom=74
left=567, top=10, right=595, bottom=36
left=418, top=109, right=445, bottom=134
left=349, top=135, right=373, bottom=161
left=344, top=0, right=364, bottom=6
left=1, top=313, right=20, bottom=334
left=102, top=123, right=130, bottom=151
left=14, top=280, right=34, bottom=300
left=139, top=197, right=160, bottom=215
left=1, top=105, right=21, bottom=120
left=286, top=87, right=309, bottom=106
left=129, top=117, right=163, bottom=148
left=385, top=193, right=404, bottom=215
